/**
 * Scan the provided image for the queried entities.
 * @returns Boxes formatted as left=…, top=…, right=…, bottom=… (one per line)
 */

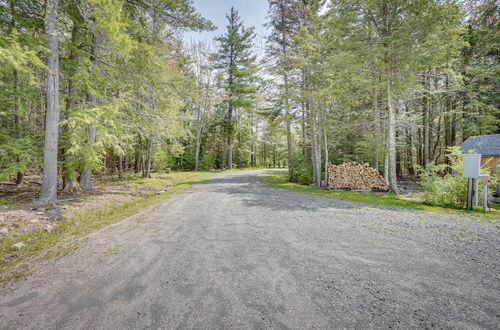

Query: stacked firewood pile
left=327, top=162, right=389, bottom=191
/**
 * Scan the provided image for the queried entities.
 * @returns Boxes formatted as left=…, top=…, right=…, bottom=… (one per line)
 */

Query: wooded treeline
left=0, top=0, right=285, bottom=203
left=264, top=0, right=499, bottom=191
left=0, top=0, right=498, bottom=202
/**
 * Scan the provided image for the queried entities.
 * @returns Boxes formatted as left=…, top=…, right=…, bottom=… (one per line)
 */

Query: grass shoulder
left=262, top=171, right=499, bottom=220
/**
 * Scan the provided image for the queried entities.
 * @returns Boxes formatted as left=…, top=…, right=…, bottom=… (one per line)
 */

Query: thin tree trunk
left=80, top=27, right=100, bottom=191
left=384, top=150, right=389, bottom=183
left=194, top=128, right=202, bottom=171
left=373, top=92, right=380, bottom=171
left=422, top=74, right=430, bottom=166
left=194, top=100, right=204, bottom=171
left=40, top=0, right=60, bottom=203
left=144, top=136, right=153, bottom=178
left=16, top=168, right=24, bottom=186
left=310, top=100, right=322, bottom=188
left=284, top=75, right=293, bottom=178
left=387, top=79, right=398, bottom=193
left=13, top=71, right=25, bottom=185
left=118, top=155, right=123, bottom=175
left=62, top=23, right=81, bottom=193
left=135, top=148, right=141, bottom=173
left=227, top=137, right=233, bottom=170
left=79, top=127, right=95, bottom=190
left=323, top=120, right=328, bottom=188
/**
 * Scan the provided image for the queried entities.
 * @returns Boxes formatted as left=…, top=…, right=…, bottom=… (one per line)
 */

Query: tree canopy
left=0, top=0, right=497, bottom=200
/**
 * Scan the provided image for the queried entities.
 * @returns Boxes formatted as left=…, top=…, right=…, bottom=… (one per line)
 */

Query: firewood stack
left=327, top=162, right=389, bottom=191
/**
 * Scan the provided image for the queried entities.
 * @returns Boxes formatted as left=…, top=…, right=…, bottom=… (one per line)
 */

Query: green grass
left=0, top=195, right=19, bottom=208
left=262, top=171, right=499, bottom=219
left=0, top=170, right=223, bottom=283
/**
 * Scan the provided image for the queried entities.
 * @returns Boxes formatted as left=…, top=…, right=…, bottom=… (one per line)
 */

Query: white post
left=484, top=183, right=488, bottom=212
left=479, top=174, right=490, bottom=212
left=475, top=178, right=479, bottom=210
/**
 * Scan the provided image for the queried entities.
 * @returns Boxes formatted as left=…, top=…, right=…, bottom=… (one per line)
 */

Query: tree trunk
left=310, top=101, right=322, bottom=188
left=40, top=0, right=60, bottom=204
left=373, top=92, right=380, bottom=171
left=80, top=27, right=100, bottom=191
left=422, top=75, right=430, bottom=166
left=323, top=121, right=328, bottom=188
left=387, top=79, right=398, bottom=193
left=194, top=128, right=202, bottom=171
left=62, top=23, right=80, bottom=192
left=16, top=170, right=24, bottom=186
left=284, top=75, right=293, bottom=178
left=79, top=127, right=95, bottom=191
left=118, top=155, right=123, bottom=175
left=384, top=150, right=389, bottom=183
left=135, top=149, right=141, bottom=173
left=144, top=136, right=153, bottom=178
left=227, top=137, right=233, bottom=170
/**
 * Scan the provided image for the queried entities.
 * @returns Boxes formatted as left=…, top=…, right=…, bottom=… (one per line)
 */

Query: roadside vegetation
left=0, top=171, right=223, bottom=284
left=263, top=171, right=499, bottom=218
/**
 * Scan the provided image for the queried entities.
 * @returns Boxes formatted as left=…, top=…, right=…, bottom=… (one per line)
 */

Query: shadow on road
left=192, top=171, right=411, bottom=214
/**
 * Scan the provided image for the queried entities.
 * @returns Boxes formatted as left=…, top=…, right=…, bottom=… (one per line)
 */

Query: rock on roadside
left=12, top=242, right=25, bottom=250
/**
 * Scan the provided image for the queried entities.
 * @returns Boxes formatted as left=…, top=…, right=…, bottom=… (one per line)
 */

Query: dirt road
left=1, top=170, right=499, bottom=329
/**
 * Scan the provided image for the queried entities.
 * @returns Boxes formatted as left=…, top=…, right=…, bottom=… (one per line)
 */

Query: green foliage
left=419, top=167, right=467, bottom=209
left=211, top=7, right=258, bottom=168
left=152, top=146, right=176, bottom=172
left=419, top=147, right=493, bottom=209
left=0, top=135, right=41, bottom=181
left=289, top=152, right=313, bottom=185
left=263, top=170, right=498, bottom=217
left=462, top=0, right=500, bottom=137
left=199, top=153, right=216, bottom=171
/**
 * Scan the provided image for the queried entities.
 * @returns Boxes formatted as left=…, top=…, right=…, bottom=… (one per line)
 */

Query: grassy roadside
left=0, top=171, right=224, bottom=284
left=262, top=171, right=499, bottom=219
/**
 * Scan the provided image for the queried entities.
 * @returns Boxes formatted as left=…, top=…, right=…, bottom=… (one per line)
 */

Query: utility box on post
left=463, top=154, right=481, bottom=210
left=463, top=154, right=481, bottom=179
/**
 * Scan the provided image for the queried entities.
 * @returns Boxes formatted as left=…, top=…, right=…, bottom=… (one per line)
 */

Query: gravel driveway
left=0, top=170, right=499, bottom=329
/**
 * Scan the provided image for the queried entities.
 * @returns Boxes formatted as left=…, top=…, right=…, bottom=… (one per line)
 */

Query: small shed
left=461, top=134, right=500, bottom=196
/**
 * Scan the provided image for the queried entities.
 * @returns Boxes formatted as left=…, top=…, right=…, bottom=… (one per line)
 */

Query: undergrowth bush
left=419, top=147, right=495, bottom=209
left=289, top=153, right=313, bottom=185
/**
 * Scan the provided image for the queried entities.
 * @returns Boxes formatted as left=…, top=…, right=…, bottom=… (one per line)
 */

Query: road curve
left=0, top=170, right=499, bottom=329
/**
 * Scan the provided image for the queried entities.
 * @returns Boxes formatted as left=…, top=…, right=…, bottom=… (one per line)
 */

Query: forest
left=0, top=0, right=498, bottom=203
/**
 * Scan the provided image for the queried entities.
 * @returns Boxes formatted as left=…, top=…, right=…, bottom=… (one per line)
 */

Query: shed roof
left=460, top=134, right=500, bottom=156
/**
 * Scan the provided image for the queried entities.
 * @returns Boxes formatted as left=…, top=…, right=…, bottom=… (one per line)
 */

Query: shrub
left=199, top=153, right=216, bottom=171
left=419, top=147, right=494, bottom=209
left=289, top=153, right=313, bottom=185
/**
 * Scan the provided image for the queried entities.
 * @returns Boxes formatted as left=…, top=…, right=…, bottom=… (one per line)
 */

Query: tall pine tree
left=213, top=7, right=257, bottom=170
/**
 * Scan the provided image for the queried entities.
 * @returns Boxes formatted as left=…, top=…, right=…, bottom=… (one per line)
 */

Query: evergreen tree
left=265, top=0, right=302, bottom=177
left=212, top=7, right=258, bottom=170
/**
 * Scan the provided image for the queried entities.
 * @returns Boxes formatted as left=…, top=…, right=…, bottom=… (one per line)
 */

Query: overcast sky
left=183, top=0, right=269, bottom=54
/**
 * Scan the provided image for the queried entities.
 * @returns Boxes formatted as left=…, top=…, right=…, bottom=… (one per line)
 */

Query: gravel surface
left=0, top=170, right=499, bottom=329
